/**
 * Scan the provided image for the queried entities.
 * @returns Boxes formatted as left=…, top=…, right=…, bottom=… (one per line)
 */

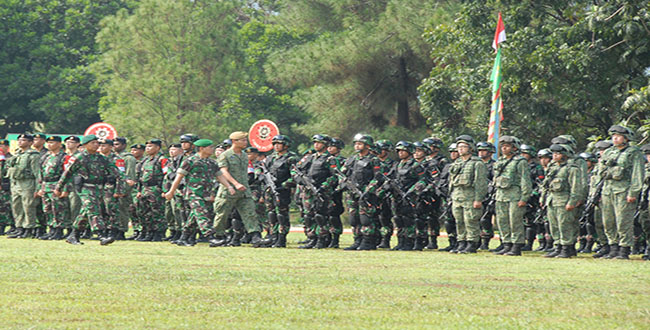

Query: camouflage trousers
left=103, top=184, right=121, bottom=230
left=495, top=201, right=526, bottom=244
left=451, top=200, right=482, bottom=243
left=415, top=194, right=440, bottom=239
left=183, top=194, right=214, bottom=235
left=41, top=183, right=70, bottom=229
left=547, top=201, right=578, bottom=246
left=11, top=180, right=38, bottom=229
left=378, top=199, right=393, bottom=237
left=301, top=188, right=331, bottom=237
left=68, top=190, right=81, bottom=228
left=138, top=186, right=166, bottom=232
left=129, top=191, right=143, bottom=231
left=345, top=192, right=378, bottom=237
left=251, top=187, right=267, bottom=232
left=601, top=191, right=636, bottom=247
left=0, top=189, right=13, bottom=226
left=74, top=185, right=108, bottom=232
left=391, top=198, right=416, bottom=239
left=264, top=188, right=292, bottom=235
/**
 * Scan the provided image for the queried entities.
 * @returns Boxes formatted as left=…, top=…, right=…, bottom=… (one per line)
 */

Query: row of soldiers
left=1, top=125, right=649, bottom=260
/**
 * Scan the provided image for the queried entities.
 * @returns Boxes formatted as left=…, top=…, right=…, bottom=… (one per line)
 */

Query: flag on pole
left=487, top=12, right=505, bottom=160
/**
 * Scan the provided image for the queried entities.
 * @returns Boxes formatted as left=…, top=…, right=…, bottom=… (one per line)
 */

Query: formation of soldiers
left=1, top=125, right=649, bottom=260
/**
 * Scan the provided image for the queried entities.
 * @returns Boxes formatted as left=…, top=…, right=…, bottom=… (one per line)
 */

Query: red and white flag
left=492, top=12, right=506, bottom=51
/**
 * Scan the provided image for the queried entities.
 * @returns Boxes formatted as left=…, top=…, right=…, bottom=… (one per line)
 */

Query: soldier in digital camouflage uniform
left=0, top=140, right=13, bottom=235
left=491, top=136, right=532, bottom=256
left=6, top=134, right=41, bottom=239
left=37, top=136, right=70, bottom=240
left=137, top=139, right=169, bottom=242
left=165, top=139, right=231, bottom=247
left=448, top=135, right=488, bottom=254
left=476, top=141, right=496, bottom=250
left=541, top=143, right=582, bottom=258
left=597, top=125, right=644, bottom=260
left=519, top=144, right=545, bottom=251
left=55, top=135, right=126, bottom=245
left=421, top=137, right=448, bottom=250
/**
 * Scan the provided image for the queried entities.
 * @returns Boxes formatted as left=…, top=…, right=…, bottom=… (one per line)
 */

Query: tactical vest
left=309, top=153, right=331, bottom=185
left=350, top=155, right=375, bottom=186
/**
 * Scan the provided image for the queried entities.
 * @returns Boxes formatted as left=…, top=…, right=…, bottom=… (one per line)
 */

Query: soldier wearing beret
left=135, top=139, right=168, bottom=241
left=36, top=136, right=71, bottom=240
left=6, top=134, right=42, bottom=239
left=113, top=137, right=138, bottom=240
left=98, top=139, right=127, bottom=240
left=54, top=135, right=126, bottom=245
left=163, top=143, right=184, bottom=241
left=64, top=136, right=82, bottom=233
left=0, top=140, right=13, bottom=235
left=127, top=143, right=146, bottom=239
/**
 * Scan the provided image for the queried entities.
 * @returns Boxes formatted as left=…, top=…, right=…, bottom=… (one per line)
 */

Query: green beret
left=81, top=135, right=98, bottom=145
left=18, top=133, right=34, bottom=141
left=194, top=139, right=214, bottom=147
left=130, top=144, right=145, bottom=150
left=146, top=139, right=162, bottom=147
left=168, top=143, right=181, bottom=148
left=46, top=136, right=62, bottom=142
left=245, top=147, right=259, bottom=153
left=64, top=136, right=80, bottom=143
left=34, top=133, right=47, bottom=139
left=98, top=138, right=113, bottom=145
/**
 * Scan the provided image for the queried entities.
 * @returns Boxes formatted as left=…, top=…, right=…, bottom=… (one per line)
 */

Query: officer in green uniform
left=98, top=139, right=125, bottom=239
left=127, top=143, right=146, bottom=239
left=598, top=125, right=644, bottom=259
left=476, top=141, right=496, bottom=250
left=137, top=139, right=168, bottom=241
left=327, top=138, right=347, bottom=247
left=542, top=143, right=582, bottom=258
left=448, top=135, right=488, bottom=254
left=37, top=136, right=70, bottom=240
left=64, top=136, right=82, bottom=233
left=212, top=132, right=264, bottom=247
left=6, top=134, right=41, bottom=239
left=536, top=148, right=553, bottom=251
left=113, top=137, right=138, bottom=240
left=591, top=140, right=613, bottom=257
left=55, top=135, right=126, bottom=245
left=492, top=136, right=532, bottom=256
left=162, top=143, right=183, bottom=241
left=0, top=140, right=13, bottom=235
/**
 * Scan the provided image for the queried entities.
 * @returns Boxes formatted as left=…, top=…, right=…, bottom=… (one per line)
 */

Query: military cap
left=146, top=139, right=162, bottom=147
left=98, top=138, right=113, bottom=145
left=245, top=147, right=259, bottom=153
left=114, top=137, right=127, bottom=144
left=46, top=136, right=62, bottom=142
left=455, top=135, right=475, bottom=148
left=498, top=135, right=521, bottom=149
left=194, top=139, right=214, bottom=147
left=130, top=143, right=145, bottom=150
left=64, top=136, right=80, bottom=143
left=0, top=139, right=9, bottom=146
left=168, top=143, right=181, bottom=148
left=81, top=135, right=98, bottom=145
left=640, top=144, right=650, bottom=154
left=34, top=133, right=47, bottom=140
left=18, top=133, right=34, bottom=140
left=229, top=131, right=248, bottom=140
left=594, top=140, right=613, bottom=150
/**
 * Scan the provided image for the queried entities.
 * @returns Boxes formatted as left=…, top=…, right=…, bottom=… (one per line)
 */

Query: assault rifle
left=260, top=162, right=281, bottom=203
left=578, top=178, right=605, bottom=228
left=377, top=169, right=415, bottom=207
left=332, top=167, right=372, bottom=208
left=633, top=183, right=650, bottom=225
left=291, top=165, right=325, bottom=207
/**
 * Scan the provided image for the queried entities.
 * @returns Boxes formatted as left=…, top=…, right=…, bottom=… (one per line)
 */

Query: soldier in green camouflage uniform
left=589, top=141, right=612, bottom=256
left=98, top=139, right=126, bottom=239
left=64, top=136, right=82, bottom=232
left=113, top=137, right=138, bottom=240
left=476, top=141, right=496, bottom=250
left=0, top=140, right=13, bottom=235
left=421, top=137, right=448, bottom=250
left=6, top=134, right=41, bottom=239
left=33, top=133, right=49, bottom=238
left=37, top=136, right=70, bottom=240
left=127, top=144, right=145, bottom=239
left=536, top=148, right=554, bottom=252
left=542, top=143, right=582, bottom=258
left=162, top=143, right=183, bottom=241
left=327, top=138, right=346, bottom=248
left=374, top=140, right=395, bottom=249
left=492, top=136, right=532, bottom=256
left=519, top=144, right=546, bottom=251
left=245, top=147, right=267, bottom=235
left=55, top=135, right=126, bottom=245
left=448, top=135, right=488, bottom=254
left=166, top=139, right=230, bottom=247
left=576, top=151, right=598, bottom=253
left=340, top=134, right=381, bottom=250
left=136, top=139, right=168, bottom=241
left=597, top=125, right=644, bottom=259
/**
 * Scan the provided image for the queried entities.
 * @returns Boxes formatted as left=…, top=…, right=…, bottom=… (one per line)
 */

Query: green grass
left=1, top=234, right=648, bottom=329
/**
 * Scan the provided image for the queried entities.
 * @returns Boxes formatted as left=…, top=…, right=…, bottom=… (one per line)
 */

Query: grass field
left=1, top=233, right=649, bottom=329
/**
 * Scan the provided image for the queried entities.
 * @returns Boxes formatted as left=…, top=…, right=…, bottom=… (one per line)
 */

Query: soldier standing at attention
left=127, top=143, right=145, bottom=240
left=137, top=139, right=168, bottom=241
left=6, top=134, right=41, bottom=239
left=113, top=137, right=137, bottom=240
left=374, top=140, right=395, bottom=249
left=0, top=140, right=13, bottom=235
left=54, top=135, right=125, bottom=245
left=448, top=135, right=488, bottom=254
left=212, top=132, right=265, bottom=247
left=598, top=125, right=644, bottom=259
left=98, top=139, right=125, bottom=240
left=476, top=141, right=496, bottom=250
left=162, top=143, right=184, bottom=241
left=327, top=138, right=346, bottom=248
left=64, top=136, right=82, bottom=233
left=37, top=136, right=71, bottom=240
left=519, top=144, right=545, bottom=251
left=492, top=136, right=532, bottom=256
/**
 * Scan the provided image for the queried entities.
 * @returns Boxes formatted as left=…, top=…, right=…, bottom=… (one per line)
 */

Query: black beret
left=46, top=136, right=62, bottom=142
left=130, top=144, right=145, bottom=150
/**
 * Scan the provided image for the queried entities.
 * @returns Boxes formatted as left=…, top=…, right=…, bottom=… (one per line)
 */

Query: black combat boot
left=593, top=244, right=609, bottom=258
left=522, top=228, right=535, bottom=251
left=643, top=245, right=649, bottom=261
left=38, top=227, right=52, bottom=240
left=272, top=233, right=287, bottom=248
left=451, top=241, right=466, bottom=254
left=495, top=243, right=513, bottom=255
left=140, top=230, right=154, bottom=242
left=114, top=231, right=126, bottom=241
left=534, top=238, right=546, bottom=252
left=328, top=234, right=340, bottom=248
left=298, top=237, right=317, bottom=249
left=227, top=231, right=242, bottom=247
left=400, top=237, right=414, bottom=251
left=175, top=230, right=192, bottom=246
left=631, top=239, right=642, bottom=255
left=19, top=228, right=34, bottom=238
left=576, top=237, right=587, bottom=253
left=6, top=225, right=17, bottom=235
left=505, top=243, right=523, bottom=256
left=315, top=234, right=329, bottom=249
left=49, top=227, right=63, bottom=240
left=479, top=237, right=491, bottom=250
left=344, top=236, right=363, bottom=250
left=250, top=232, right=264, bottom=247
left=0, top=225, right=6, bottom=235
left=66, top=229, right=83, bottom=245
left=163, top=230, right=176, bottom=241
left=543, top=245, right=562, bottom=258
left=615, top=246, right=631, bottom=260
left=413, top=236, right=425, bottom=251
left=241, top=232, right=252, bottom=244
left=544, top=239, right=555, bottom=252
left=603, top=244, right=619, bottom=259
left=425, top=236, right=438, bottom=250
left=100, top=229, right=116, bottom=246
left=390, top=236, right=404, bottom=251
left=440, top=236, right=457, bottom=252
left=459, top=241, right=478, bottom=254
left=489, top=239, right=503, bottom=252
left=151, top=230, right=164, bottom=242
left=357, top=235, right=377, bottom=250
left=555, top=245, right=572, bottom=258
left=208, top=235, right=228, bottom=247
left=260, top=233, right=277, bottom=248
left=7, top=227, right=24, bottom=239
left=187, top=230, right=197, bottom=246
left=82, top=229, right=92, bottom=239
left=377, top=233, right=392, bottom=249
left=126, top=230, right=140, bottom=240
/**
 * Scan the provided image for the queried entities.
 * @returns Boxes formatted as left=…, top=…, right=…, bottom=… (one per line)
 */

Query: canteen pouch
left=609, top=166, right=625, bottom=181
left=549, top=178, right=566, bottom=192
left=495, top=176, right=511, bottom=189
